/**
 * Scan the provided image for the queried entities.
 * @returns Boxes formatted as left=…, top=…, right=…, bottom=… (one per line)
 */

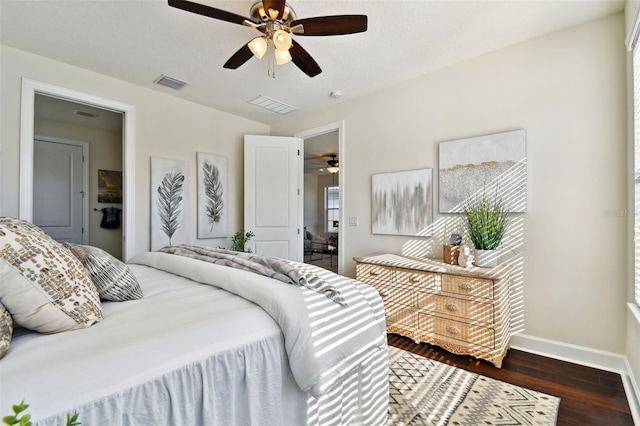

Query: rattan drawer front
left=396, top=268, right=438, bottom=291
left=378, top=283, right=416, bottom=307
left=386, top=303, right=417, bottom=329
left=441, top=274, right=494, bottom=299
left=356, top=263, right=394, bottom=285
left=417, top=294, right=495, bottom=324
left=419, top=315, right=495, bottom=349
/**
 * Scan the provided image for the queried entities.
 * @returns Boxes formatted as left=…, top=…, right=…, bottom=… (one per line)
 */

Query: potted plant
left=231, top=229, right=255, bottom=253
left=463, top=190, right=508, bottom=267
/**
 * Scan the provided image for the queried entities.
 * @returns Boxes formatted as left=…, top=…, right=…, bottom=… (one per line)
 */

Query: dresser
left=355, top=253, right=511, bottom=367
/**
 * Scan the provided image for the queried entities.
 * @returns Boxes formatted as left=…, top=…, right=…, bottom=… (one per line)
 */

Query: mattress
left=0, top=261, right=389, bottom=425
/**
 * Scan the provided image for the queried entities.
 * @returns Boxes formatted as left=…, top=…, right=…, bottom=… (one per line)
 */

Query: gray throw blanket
left=158, top=245, right=347, bottom=306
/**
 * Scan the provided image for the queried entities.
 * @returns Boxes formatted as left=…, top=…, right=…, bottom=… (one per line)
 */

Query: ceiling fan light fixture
left=273, top=30, right=292, bottom=50
left=326, top=154, right=339, bottom=173
left=248, top=37, right=268, bottom=59
left=275, top=48, right=292, bottom=65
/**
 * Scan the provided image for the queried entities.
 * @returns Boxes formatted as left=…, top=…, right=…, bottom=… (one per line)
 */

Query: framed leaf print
left=150, top=157, right=189, bottom=250
left=197, top=152, right=228, bottom=239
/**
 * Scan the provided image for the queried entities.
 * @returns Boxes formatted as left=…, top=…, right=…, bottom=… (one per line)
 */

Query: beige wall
left=34, top=118, right=124, bottom=259
left=0, top=45, right=269, bottom=256
left=0, top=13, right=632, bottom=359
left=272, top=14, right=628, bottom=353
left=303, top=173, right=319, bottom=236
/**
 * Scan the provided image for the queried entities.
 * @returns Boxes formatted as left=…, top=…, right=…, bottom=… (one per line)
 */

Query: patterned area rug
left=387, top=346, right=560, bottom=425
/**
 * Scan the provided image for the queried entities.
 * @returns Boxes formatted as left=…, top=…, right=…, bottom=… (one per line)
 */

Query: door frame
left=34, top=135, right=90, bottom=245
left=19, top=78, right=136, bottom=260
left=294, top=121, right=344, bottom=274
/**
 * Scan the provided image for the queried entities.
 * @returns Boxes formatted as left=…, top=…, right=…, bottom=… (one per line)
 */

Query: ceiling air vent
left=154, top=74, right=188, bottom=90
left=74, top=109, right=99, bottom=118
left=248, top=95, right=296, bottom=115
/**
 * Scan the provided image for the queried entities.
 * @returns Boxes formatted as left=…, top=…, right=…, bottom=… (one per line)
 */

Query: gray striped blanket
left=158, top=245, right=347, bottom=306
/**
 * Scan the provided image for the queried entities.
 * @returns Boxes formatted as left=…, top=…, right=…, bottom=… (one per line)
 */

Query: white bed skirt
left=1, top=263, right=388, bottom=425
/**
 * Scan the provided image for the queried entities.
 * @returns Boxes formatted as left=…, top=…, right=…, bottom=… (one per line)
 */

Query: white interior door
left=33, top=139, right=86, bottom=243
left=244, top=135, right=302, bottom=261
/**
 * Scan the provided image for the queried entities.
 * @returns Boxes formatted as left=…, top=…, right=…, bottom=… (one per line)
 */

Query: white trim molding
left=294, top=121, right=345, bottom=274
left=511, top=332, right=640, bottom=424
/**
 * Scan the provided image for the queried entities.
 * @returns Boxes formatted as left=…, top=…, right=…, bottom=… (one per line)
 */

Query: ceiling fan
left=326, top=154, right=339, bottom=173
left=168, top=0, right=368, bottom=77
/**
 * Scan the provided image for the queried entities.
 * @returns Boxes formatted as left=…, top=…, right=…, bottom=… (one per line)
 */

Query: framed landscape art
left=97, top=169, right=122, bottom=203
left=372, top=168, right=433, bottom=236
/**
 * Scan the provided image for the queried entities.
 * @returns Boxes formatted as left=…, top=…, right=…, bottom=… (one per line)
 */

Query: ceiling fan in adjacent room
left=325, top=154, right=339, bottom=174
left=168, top=0, right=368, bottom=77
left=305, top=154, right=339, bottom=174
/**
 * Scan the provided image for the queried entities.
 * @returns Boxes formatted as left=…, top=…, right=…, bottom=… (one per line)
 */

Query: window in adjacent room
left=325, top=186, right=339, bottom=233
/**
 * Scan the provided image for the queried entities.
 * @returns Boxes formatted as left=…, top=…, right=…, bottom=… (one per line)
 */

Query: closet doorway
left=19, top=79, right=136, bottom=260
left=33, top=94, right=124, bottom=259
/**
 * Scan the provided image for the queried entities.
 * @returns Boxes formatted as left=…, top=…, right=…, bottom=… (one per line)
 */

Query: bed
left=0, top=218, right=389, bottom=425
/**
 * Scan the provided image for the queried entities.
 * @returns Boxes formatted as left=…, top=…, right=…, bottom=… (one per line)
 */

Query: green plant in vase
left=463, top=189, right=508, bottom=267
left=231, top=229, right=255, bottom=253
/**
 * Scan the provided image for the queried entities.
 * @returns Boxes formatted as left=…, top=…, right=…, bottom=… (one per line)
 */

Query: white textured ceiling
left=1, top=0, right=624, bottom=125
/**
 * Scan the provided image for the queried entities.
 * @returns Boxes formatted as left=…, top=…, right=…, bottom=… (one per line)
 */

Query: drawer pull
left=410, top=275, right=423, bottom=283
left=459, top=282, right=473, bottom=290
left=445, top=325, right=461, bottom=335
left=369, top=270, right=382, bottom=276
left=445, top=303, right=460, bottom=312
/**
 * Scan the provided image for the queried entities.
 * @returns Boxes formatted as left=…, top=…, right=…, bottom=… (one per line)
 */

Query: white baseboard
left=510, top=333, right=640, bottom=425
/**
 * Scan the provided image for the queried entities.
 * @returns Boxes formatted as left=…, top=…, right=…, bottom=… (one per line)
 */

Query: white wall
left=0, top=45, right=269, bottom=256
left=272, top=14, right=627, bottom=354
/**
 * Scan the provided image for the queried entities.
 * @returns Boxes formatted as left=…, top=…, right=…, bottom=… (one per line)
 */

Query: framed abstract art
left=372, top=168, right=433, bottom=236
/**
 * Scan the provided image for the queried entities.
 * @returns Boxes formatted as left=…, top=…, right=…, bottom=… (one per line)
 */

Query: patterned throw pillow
left=0, top=217, right=103, bottom=333
left=66, top=243, right=143, bottom=301
left=0, top=301, right=13, bottom=359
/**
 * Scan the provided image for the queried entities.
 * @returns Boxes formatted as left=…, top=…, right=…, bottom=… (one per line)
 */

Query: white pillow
left=0, top=217, right=103, bottom=333
left=66, top=243, right=143, bottom=301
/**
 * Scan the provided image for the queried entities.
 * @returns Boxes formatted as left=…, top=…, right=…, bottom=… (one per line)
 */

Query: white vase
left=474, top=249, right=498, bottom=268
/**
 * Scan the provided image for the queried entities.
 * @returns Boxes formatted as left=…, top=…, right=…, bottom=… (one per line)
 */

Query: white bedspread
left=129, top=251, right=388, bottom=397
left=1, top=253, right=389, bottom=426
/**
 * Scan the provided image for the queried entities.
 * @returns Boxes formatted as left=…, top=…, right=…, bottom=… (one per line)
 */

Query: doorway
left=19, top=78, right=136, bottom=260
left=295, top=122, right=344, bottom=274
left=33, top=94, right=124, bottom=258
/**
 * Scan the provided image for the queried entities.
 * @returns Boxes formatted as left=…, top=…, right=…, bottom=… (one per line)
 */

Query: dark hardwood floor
left=388, top=334, right=635, bottom=426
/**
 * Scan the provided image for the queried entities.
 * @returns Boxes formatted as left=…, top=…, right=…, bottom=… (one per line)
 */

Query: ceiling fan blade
left=262, top=0, right=287, bottom=21
left=290, top=41, right=322, bottom=78
left=223, top=45, right=254, bottom=69
left=168, top=0, right=255, bottom=26
left=290, top=15, right=367, bottom=36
